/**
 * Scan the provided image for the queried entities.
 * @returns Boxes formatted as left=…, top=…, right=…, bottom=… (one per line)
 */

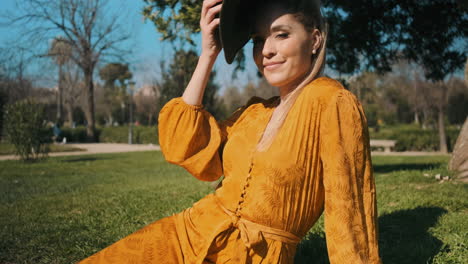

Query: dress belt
left=193, top=197, right=301, bottom=263
left=215, top=198, right=301, bottom=247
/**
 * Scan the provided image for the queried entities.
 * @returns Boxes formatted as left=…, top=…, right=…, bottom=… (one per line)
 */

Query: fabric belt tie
left=195, top=197, right=301, bottom=264
left=220, top=202, right=301, bottom=248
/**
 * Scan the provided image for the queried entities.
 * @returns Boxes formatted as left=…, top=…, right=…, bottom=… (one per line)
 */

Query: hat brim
left=219, top=0, right=252, bottom=64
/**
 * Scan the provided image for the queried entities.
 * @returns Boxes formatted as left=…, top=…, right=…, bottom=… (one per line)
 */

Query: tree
left=142, top=0, right=247, bottom=71
left=449, top=58, right=468, bottom=180
left=134, top=84, right=159, bottom=125
left=61, top=63, right=83, bottom=126
left=324, top=0, right=467, bottom=152
left=99, top=63, right=133, bottom=125
left=8, top=0, right=131, bottom=141
left=256, top=78, right=279, bottom=99
left=143, top=0, right=467, bottom=151
left=158, top=49, right=221, bottom=119
left=0, top=47, right=34, bottom=105
left=49, top=36, right=72, bottom=124
left=222, top=86, right=243, bottom=115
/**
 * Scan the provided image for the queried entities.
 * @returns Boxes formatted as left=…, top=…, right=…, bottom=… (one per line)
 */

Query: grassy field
left=0, top=143, right=84, bottom=155
left=0, top=152, right=466, bottom=263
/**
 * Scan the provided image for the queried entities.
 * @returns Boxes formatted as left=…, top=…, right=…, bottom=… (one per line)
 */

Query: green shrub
left=4, top=100, right=51, bottom=161
left=60, top=127, right=89, bottom=143
left=100, top=126, right=158, bottom=144
left=371, top=124, right=461, bottom=152
left=134, top=126, right=159, bottom=144
left=61, top=126, right=158, bottom=144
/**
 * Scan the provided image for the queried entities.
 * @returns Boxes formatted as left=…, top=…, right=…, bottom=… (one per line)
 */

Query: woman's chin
left=263, top=74, right=288, bottom=88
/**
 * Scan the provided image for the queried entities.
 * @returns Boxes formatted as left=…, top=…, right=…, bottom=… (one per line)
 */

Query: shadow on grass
left=62, top=156, right=113, bottom=163
left=379, top=206, right=447, bottom=264
left=373, top=163, right=444, bottom=173
left=295, top=206, right=447, bottom=264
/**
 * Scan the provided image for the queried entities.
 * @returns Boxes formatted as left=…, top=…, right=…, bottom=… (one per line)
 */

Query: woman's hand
left=200, top=0, right=222, bottom=59
left=181, top=0, right=222, bottom=105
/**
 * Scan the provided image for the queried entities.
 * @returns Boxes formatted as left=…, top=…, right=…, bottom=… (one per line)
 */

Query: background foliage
left=4, top=100, right=51, bottom=161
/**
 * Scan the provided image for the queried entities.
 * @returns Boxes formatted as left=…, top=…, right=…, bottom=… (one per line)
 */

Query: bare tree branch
left=4, top=0, right=131, bottom=140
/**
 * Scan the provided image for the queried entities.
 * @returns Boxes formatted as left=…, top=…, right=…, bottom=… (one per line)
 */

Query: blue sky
left=0, top=0, right=258, bottom=93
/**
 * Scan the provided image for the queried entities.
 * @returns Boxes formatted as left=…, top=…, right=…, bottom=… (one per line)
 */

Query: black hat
left=219, top=0, right=253, bottom=64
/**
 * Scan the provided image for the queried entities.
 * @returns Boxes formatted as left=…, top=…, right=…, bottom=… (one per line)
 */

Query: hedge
left=370, top=125, right=461, bottom=152
left=60, top=126, right=158, bottom=144
left=60, top=125, right=461, bottom=152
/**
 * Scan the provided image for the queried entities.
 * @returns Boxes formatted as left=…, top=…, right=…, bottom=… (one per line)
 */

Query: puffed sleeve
left=158, top=97, right=260, bottom=182
left=320, top=90, right=382, bottom=264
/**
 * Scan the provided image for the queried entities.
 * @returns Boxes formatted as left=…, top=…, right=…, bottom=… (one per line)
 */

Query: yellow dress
left=79, top=77, right=382, bottom=263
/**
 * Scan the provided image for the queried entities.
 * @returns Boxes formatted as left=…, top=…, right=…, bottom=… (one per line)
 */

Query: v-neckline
left=253, top=90, right=301, bottom=155
left=252, top=77, right=325, bottom=156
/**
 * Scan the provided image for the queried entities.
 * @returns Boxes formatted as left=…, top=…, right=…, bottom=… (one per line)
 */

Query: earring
left=312, top=49, right=316, bottom=54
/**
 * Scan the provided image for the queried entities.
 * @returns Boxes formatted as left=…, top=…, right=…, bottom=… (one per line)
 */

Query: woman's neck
left=277, top=67, right=315, bottom=103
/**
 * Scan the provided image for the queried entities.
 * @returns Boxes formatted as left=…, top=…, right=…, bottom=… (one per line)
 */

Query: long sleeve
left=158, top=97, right=262, bottom=182
left=320, top=90, right=381, bottom=264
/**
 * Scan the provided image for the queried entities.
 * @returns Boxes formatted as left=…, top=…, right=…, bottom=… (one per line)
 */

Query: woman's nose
left=262, top=37, right=276, bottom=58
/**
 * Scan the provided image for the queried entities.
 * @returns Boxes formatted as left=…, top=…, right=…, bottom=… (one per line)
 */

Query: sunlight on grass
left=0, top=152, right=466, bottom=263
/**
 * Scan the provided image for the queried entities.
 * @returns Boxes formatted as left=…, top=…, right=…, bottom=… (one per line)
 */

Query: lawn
left=0, top=143, right=84, bottom=155
left=0, top=152, right=466, bottom=263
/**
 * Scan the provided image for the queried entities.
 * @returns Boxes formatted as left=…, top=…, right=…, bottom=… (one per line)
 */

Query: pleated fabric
left=79, top=77, right=382, bottom=264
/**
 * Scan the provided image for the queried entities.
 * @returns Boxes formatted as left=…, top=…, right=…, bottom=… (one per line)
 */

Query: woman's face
left=252, top=6, right=320, bottom=91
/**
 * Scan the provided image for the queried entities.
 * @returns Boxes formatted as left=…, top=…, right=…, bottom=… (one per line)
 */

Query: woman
left=80, top=0, right=381, bottom=263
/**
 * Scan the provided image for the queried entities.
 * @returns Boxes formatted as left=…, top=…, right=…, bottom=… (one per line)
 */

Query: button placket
left=234, top=157, right=254, bottom=219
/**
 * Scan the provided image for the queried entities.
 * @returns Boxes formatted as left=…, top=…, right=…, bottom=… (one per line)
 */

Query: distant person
left=80, top=0, right=381, bottom=263
left=52, top=123, right=61, bottom=143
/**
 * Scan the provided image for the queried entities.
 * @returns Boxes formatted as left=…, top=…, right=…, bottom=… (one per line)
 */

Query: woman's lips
left=264, top=61, right=284, bottom=71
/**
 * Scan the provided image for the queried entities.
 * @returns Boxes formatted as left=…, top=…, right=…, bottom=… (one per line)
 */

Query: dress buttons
left=234, top=158, right=255, bottom=217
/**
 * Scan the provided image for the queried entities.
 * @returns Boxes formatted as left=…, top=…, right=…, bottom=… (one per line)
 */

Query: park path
left=0, top=143, right=161, bottom=161
left=0, top=143, right=449, bottom=161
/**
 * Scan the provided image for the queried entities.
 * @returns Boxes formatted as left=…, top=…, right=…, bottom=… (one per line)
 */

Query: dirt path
left=0, top=143, right=450, bottom=161
left=0, top=143, right=160, bottom=161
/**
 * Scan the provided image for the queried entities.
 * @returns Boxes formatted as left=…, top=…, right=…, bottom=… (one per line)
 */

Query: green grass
left=296, top=155, right=467, bottom=264
left=0, top=152, right=466, bottom=263
left=0, top=143, right=84, bottom=155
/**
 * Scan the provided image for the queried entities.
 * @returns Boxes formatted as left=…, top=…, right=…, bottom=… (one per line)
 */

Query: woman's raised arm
left=182, top=0, right=222, bottom=106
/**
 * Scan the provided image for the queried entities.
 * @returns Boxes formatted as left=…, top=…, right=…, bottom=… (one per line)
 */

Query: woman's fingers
left=201, top=0, right=222, bottom=24
left=200, top=0, right=222, bottom=56
left=205, top=3, right=222, bottom=25
left=208, top=18, right=220, bottom=31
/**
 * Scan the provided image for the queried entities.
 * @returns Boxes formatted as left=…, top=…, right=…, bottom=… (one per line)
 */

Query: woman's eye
left=276, top=33, right=289, bottom=39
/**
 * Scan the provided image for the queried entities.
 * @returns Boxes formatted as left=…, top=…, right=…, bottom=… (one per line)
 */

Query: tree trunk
left=450, top=59, right=468, bottom=179
left=449, top=117, right=468, bottom=180
left=437, top=106, right=448, bottom=153
left=414, top=112, right=420, bottom=125
left=66, top=103, right=74, bottom=127
left=148, top=113, right=153, bottom=126
left=84, top=68, right=96, bottom=141
left=56, top=64, right=63, bottom=124
left=107, top=113, right=113, bottom=127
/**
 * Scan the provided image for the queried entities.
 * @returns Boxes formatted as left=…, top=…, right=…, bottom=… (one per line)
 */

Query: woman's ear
left=311, top=29, right=322, bottom=55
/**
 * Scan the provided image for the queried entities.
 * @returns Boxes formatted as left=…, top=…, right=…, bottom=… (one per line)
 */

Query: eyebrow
left=251, top=24, right=292, bottom=37
left=271, top=25, right=293, bottom=32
